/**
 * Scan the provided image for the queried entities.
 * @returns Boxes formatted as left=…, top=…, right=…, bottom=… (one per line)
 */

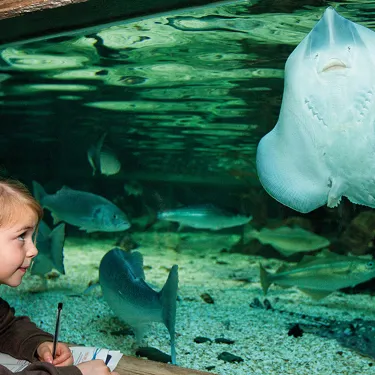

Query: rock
left=200, top=293, right=214, bottom=304
left=288, top=324, right=304, bottom=338
left=263, top=299, right=273, bottom=310
left=46, top=271, right=60, bottom=279
left=217, top=352, right=244, bottom=363
left=339, top=211, right=375, bottom=255
left=135, top=347, right=171, bottom=363
left=110, top=328, right=134, bottom=336
left=216, top=260, right=229, bottom=265
left=194, top=336, right=212, bottom=344
left=115, top=233, right=138, bottom=252
left=249, top=297, right=263, bottom=309
left=214, top=338, right=235, bottom=344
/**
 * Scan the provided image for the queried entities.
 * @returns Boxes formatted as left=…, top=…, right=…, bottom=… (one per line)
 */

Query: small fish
left=124, top=180, right=143, bottom=197
left=87, top=132, right=121, bottom=176
left=99, top=248, right=178, bottom=364
left=260, top=251, right=375, bottom=299
left=157, top=204, right=252, bottom=230
left=247, top=226, right=330, bottom=257
left=33, top=181, right=130, bottom=233
left=31, top=221, right=65, bottom=276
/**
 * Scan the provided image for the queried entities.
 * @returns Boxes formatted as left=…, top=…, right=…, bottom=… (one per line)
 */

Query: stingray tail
left=259, top=263, right=271, bottom=295
left=160, top=265, right=179, bottom=365
left=50, top=223, right=66, bottom=275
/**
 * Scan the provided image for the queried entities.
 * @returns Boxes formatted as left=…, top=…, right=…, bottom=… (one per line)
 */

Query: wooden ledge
left=0, top=0, right=230, bottom=47
left=66, top=343, right=217, bottom=375
left=115, top=354, right=217, bottom=375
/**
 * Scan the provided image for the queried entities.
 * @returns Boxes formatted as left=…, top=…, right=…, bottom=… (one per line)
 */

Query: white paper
left=106, top=350, right=123, bottom=372
left=0, top=353, right=29, bottom=372
left=0, top=346, right=123, bottom=372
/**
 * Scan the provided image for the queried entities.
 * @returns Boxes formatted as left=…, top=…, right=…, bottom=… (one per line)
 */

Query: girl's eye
left=18, top=233, right=26, bottom=242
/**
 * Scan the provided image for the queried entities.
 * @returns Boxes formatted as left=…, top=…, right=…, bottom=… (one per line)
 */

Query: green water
left=1, top=1, right=372, bottom=189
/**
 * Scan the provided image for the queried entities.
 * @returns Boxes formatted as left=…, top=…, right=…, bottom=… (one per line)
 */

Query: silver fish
left=247, top=226, right=330, bottom=257
left=33, top=181, right=130, bottom=233
left=87, top=132, right=121, bottom=176
left=99, top=248, right=178, bottom=364
left=260, top=251, right=375, bottom=299
left=31, top=221, right=65, bottom=276
left=157, top=204, right=252, bottom=230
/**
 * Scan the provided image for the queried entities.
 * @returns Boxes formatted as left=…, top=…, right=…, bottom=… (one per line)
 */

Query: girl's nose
left=27, top=242, right=38, bottom=258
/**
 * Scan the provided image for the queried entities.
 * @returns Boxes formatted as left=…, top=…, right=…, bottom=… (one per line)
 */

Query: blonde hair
left=0, top=178, right=43, bottom=228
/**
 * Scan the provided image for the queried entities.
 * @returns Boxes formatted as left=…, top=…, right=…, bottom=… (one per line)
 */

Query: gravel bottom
left=1, top=231, right=375, bottom=375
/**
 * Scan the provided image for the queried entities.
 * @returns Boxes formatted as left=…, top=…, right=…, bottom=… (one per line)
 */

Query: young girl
left=0, top=178, right=119, bottom=375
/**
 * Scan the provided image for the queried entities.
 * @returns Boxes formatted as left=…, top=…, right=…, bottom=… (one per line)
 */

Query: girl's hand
left=37, top=341, right=74, bottom=366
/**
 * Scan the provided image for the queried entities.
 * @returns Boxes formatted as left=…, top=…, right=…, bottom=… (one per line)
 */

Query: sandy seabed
left=2, top=231, right=375, bottom=375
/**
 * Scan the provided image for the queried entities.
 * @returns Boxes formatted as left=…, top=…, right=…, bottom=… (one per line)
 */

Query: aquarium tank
left=1, top=0, right=375, bottom=374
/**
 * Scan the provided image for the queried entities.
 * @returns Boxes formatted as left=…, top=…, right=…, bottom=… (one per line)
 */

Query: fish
left=124, top=180, right=143, bottom=197
left=135, top=347, right=171, bottom=364
left=157, top=204, right=252, bottom=230
left=256, top=7, right=375, bottom=213
left=32, top=181, right=130, bottom=233
left=99, top=248, right=178, bottom=364
left=87, top=132, right=121, bottom=176
left=31, top=221, right=65, bottom=276
left=246, top=226, right=330, bottom=257
left=260, top=251, right=375, bottom=299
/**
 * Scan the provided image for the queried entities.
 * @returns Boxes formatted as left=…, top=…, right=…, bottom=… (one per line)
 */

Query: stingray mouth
left=321, top=59, right=347, bottom=72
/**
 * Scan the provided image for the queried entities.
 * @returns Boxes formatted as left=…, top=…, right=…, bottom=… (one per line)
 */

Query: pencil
left=52, top=302, right=63, bottom=360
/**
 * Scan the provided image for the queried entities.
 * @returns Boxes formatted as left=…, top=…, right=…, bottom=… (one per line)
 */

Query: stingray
left=256, top=7, right=375, bottom=213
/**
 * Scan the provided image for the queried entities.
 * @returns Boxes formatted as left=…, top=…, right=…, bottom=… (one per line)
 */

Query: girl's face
left=0, top=208, right=38, bottom=287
